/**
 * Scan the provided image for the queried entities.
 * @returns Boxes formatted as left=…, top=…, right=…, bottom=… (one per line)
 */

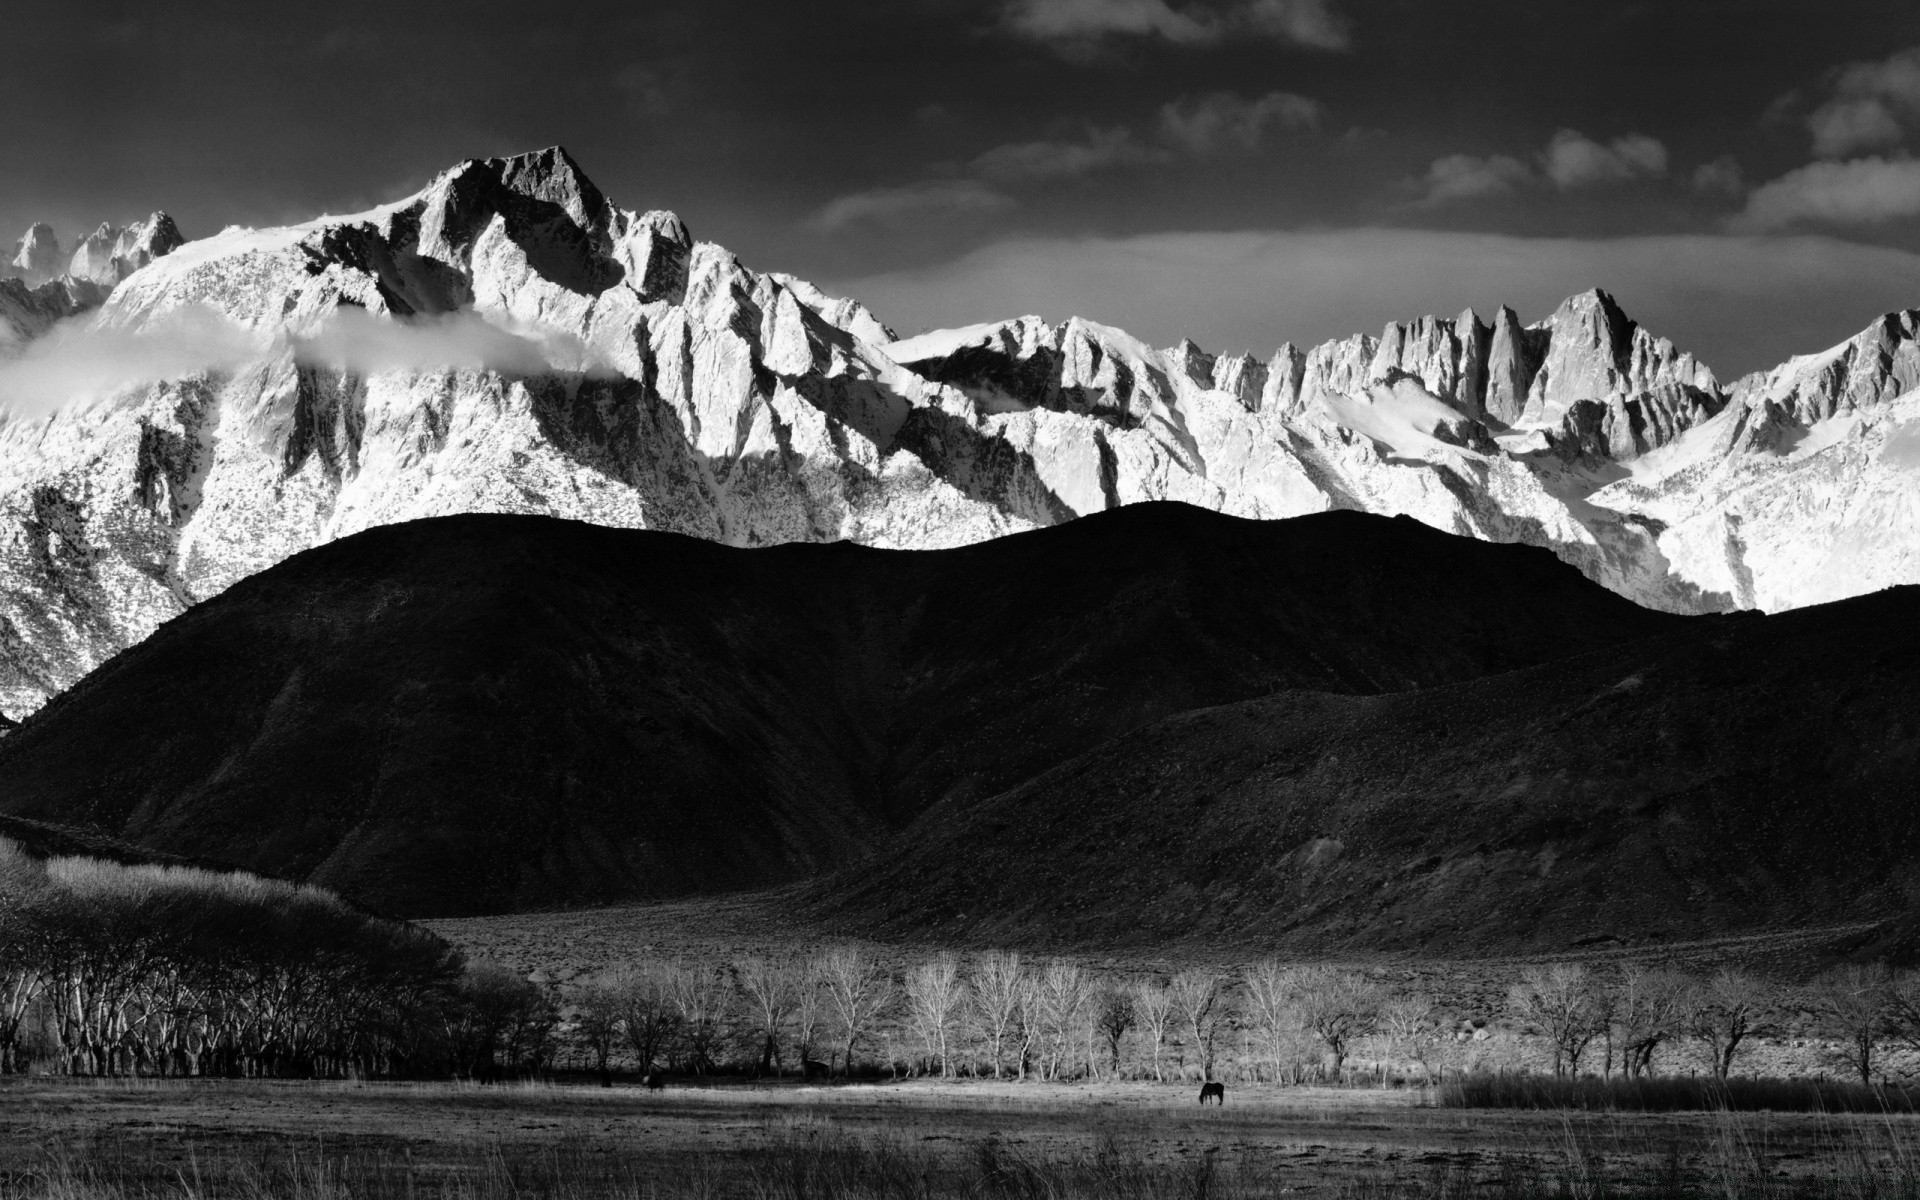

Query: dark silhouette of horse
left=1198, top=1081, right=1225, bottom=1105
left=802, top=1058, right=832, bottom=1080
left=643, top=1072, right=665, bottom=1090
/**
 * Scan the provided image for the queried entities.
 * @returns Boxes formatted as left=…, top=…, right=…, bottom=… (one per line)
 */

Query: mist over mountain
left=2, top=147, right=1918, bottom=725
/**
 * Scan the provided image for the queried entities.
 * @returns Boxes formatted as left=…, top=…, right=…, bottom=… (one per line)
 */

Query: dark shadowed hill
left=0, top=503, right=1679, bottom=918
left=802, top=586, right=1920, bottom=954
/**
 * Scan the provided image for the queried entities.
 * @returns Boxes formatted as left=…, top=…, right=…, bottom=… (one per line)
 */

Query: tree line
left=0, top=839, right=564, bottom=1079
left=9, top=836, right=1920, bottom=1085
left=563, top=952, right=1920, bottom=1086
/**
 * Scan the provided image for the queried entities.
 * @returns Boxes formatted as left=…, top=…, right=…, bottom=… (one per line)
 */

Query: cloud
left=0, top=306, right=599, bottom=419
left=1156, top=90, right=1323, bottom=154
left=939, top=88, right=1325, bottom=194
left=292, top=308, right=591, bottom=376
left=1691, top=155, right=1745, bottom=197
left=1734, top=156, right=1920, bottom=231
left=807, top=180, right=1018, bottom=233
left=1541, top=129, right=1668, bottom=189
left=1002, top=0, right=1348, bottom=52
left=0, top=307, right=265, bottom=418
left=1409, top=130, right=1668, bottom=207
left=1411, top=153, right=1533, bottom=207
left=831, top=227, right=1920, bottom=378
left=970, top=127, right=1170, bottom=183
left=1808, top=97, right=1904, bottom=159
left=1799, top=46, right=1920, bottom=158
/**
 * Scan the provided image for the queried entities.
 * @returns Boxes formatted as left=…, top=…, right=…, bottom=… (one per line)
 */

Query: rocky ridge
left=1, top=144, right=1917, bottom=717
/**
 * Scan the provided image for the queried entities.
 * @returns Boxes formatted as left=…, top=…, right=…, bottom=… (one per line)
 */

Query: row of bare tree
left=561, top=952, right=1920, bottom=1085
left=1508, top=962, right=1920, bottom=1084
left=560, top=952, right=1490, bottom=1082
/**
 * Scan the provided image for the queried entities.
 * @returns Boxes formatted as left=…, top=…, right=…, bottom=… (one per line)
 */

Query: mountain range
left=1, top=146, right=1917, bottom=950
left=3, top=146, right=1919, bottom=723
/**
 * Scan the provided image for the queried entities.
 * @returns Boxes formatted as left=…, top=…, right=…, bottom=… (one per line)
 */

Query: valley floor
left=5, top=1077, right=1920, bottom=1197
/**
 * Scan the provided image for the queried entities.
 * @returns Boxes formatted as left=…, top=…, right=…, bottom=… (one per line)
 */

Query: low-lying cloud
left=830, top=226, right=1920, bottom=378
left=0, top=305, right=598, bottom=419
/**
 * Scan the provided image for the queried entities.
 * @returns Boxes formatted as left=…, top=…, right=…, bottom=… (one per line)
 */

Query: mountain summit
left=2, top=146, right=1918, bottom=718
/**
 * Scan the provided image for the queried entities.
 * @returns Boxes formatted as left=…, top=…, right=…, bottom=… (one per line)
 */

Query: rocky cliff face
left=0, top=145, right=1915, bottom=719
left=9, top=224, right=62, bottom=284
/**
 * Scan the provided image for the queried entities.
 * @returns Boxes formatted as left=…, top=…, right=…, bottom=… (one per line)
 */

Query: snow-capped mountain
left=0, top=145, right=1916, bottom=719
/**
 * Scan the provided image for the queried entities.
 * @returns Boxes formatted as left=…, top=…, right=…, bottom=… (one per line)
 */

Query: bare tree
left=1884, top=969, right=1920, bottom=1059
left=1683, top=969, right=1767, bottom=1081
left=971, top=951, right=1025, bottom=1079
left=1037, top=959, right=1090, bottom=1080
left=821, top=946, right=891, bottom=1077
left=1508, top=964, right=1600, bottom=1077
left=612, top=961, right=678, bottom=1078
left=1379, top=993, right=1438, bottom=1083
left=792, top=956, right=828, bottom=1070
left=1286, top=967, right=1382, bottom=1075
left=1814, top=964, right=1893, bottom=1086
left=737, top=955, right=801, bottom=1076
left=1610, top=965, right=1685, bottom=1079
left=1244, top=960, right=1293, bottom=1082
left=574, top=981, right=624, bottom=1086
left=1169, top=969, right=1222, bottom=1081
left=905, top=952, right=965, bottom=1077
left=1134, top=975, right=1176, bottom=1082
left=666, top=959, right=731, bottom=1074
left=1094, top=988, right=1135, bottom=1078
left=1015, top=972, right=1043, bottom=1080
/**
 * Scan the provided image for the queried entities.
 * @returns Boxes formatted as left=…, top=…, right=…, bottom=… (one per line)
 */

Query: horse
left=643, top=1072, right=665, bottom=1090
left=801, top=1058, right=832, bottom=1080
left=1198, top=1081, right=1225, bottom=1105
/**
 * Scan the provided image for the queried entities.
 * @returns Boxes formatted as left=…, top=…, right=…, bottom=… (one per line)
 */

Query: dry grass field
left=7, top=1075, right=1920, bottom=1198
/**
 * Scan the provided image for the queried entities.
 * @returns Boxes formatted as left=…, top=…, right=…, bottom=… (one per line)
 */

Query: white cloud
left=1734, top=156, right=1920, bottom=231
left=832, top=227, right=1920, bottom=378
left=0, top=307, right=263, bottom=417
left=1156, top=90, right=1323, bottom=154
left=1808, top=97, right=1904, bottom=159
left=1410, top=130, right=1668, bottom=207
left=1799, top=46, right=1920, bottom=158
left=1692, top=155, right=1745, bottom=197
left=1411, top=153, right=1533, bottom=207
left=293, top=308, right=592, bottom=376
left=0, top=306, right=598, bottom=419
left=1002, top=0, right=1348, bottom=52
left=1541, top=129, right=1668, bottom=189
left=1831, top=46, right=1920, bottom=111
left=970, top=127, right=1171, bottom=183
left=1235, top=0, right=1348, bottom=50
left=807, top=180, right=1018, bottom=234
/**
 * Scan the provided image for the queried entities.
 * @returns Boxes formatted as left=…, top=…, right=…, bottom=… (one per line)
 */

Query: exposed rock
left=9, top=224, right=61, bottom=283
left=67, top=213, right=187, bottom=286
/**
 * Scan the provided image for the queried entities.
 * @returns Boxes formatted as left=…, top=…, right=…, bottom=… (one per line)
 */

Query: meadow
left=7, top=1076, right=1920, bottom=1199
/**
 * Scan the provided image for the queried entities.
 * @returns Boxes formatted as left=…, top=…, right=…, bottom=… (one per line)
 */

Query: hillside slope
left=804, top=586, right=1920, bottom=952
left=0, top=503, right=1679, bottom=916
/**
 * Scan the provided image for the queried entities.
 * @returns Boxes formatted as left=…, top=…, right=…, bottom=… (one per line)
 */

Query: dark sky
left=9, top=0, right=1920, bottom=375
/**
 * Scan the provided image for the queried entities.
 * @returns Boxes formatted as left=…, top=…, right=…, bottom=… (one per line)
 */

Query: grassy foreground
left=7, top=1077, right=1920, bottom=1199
